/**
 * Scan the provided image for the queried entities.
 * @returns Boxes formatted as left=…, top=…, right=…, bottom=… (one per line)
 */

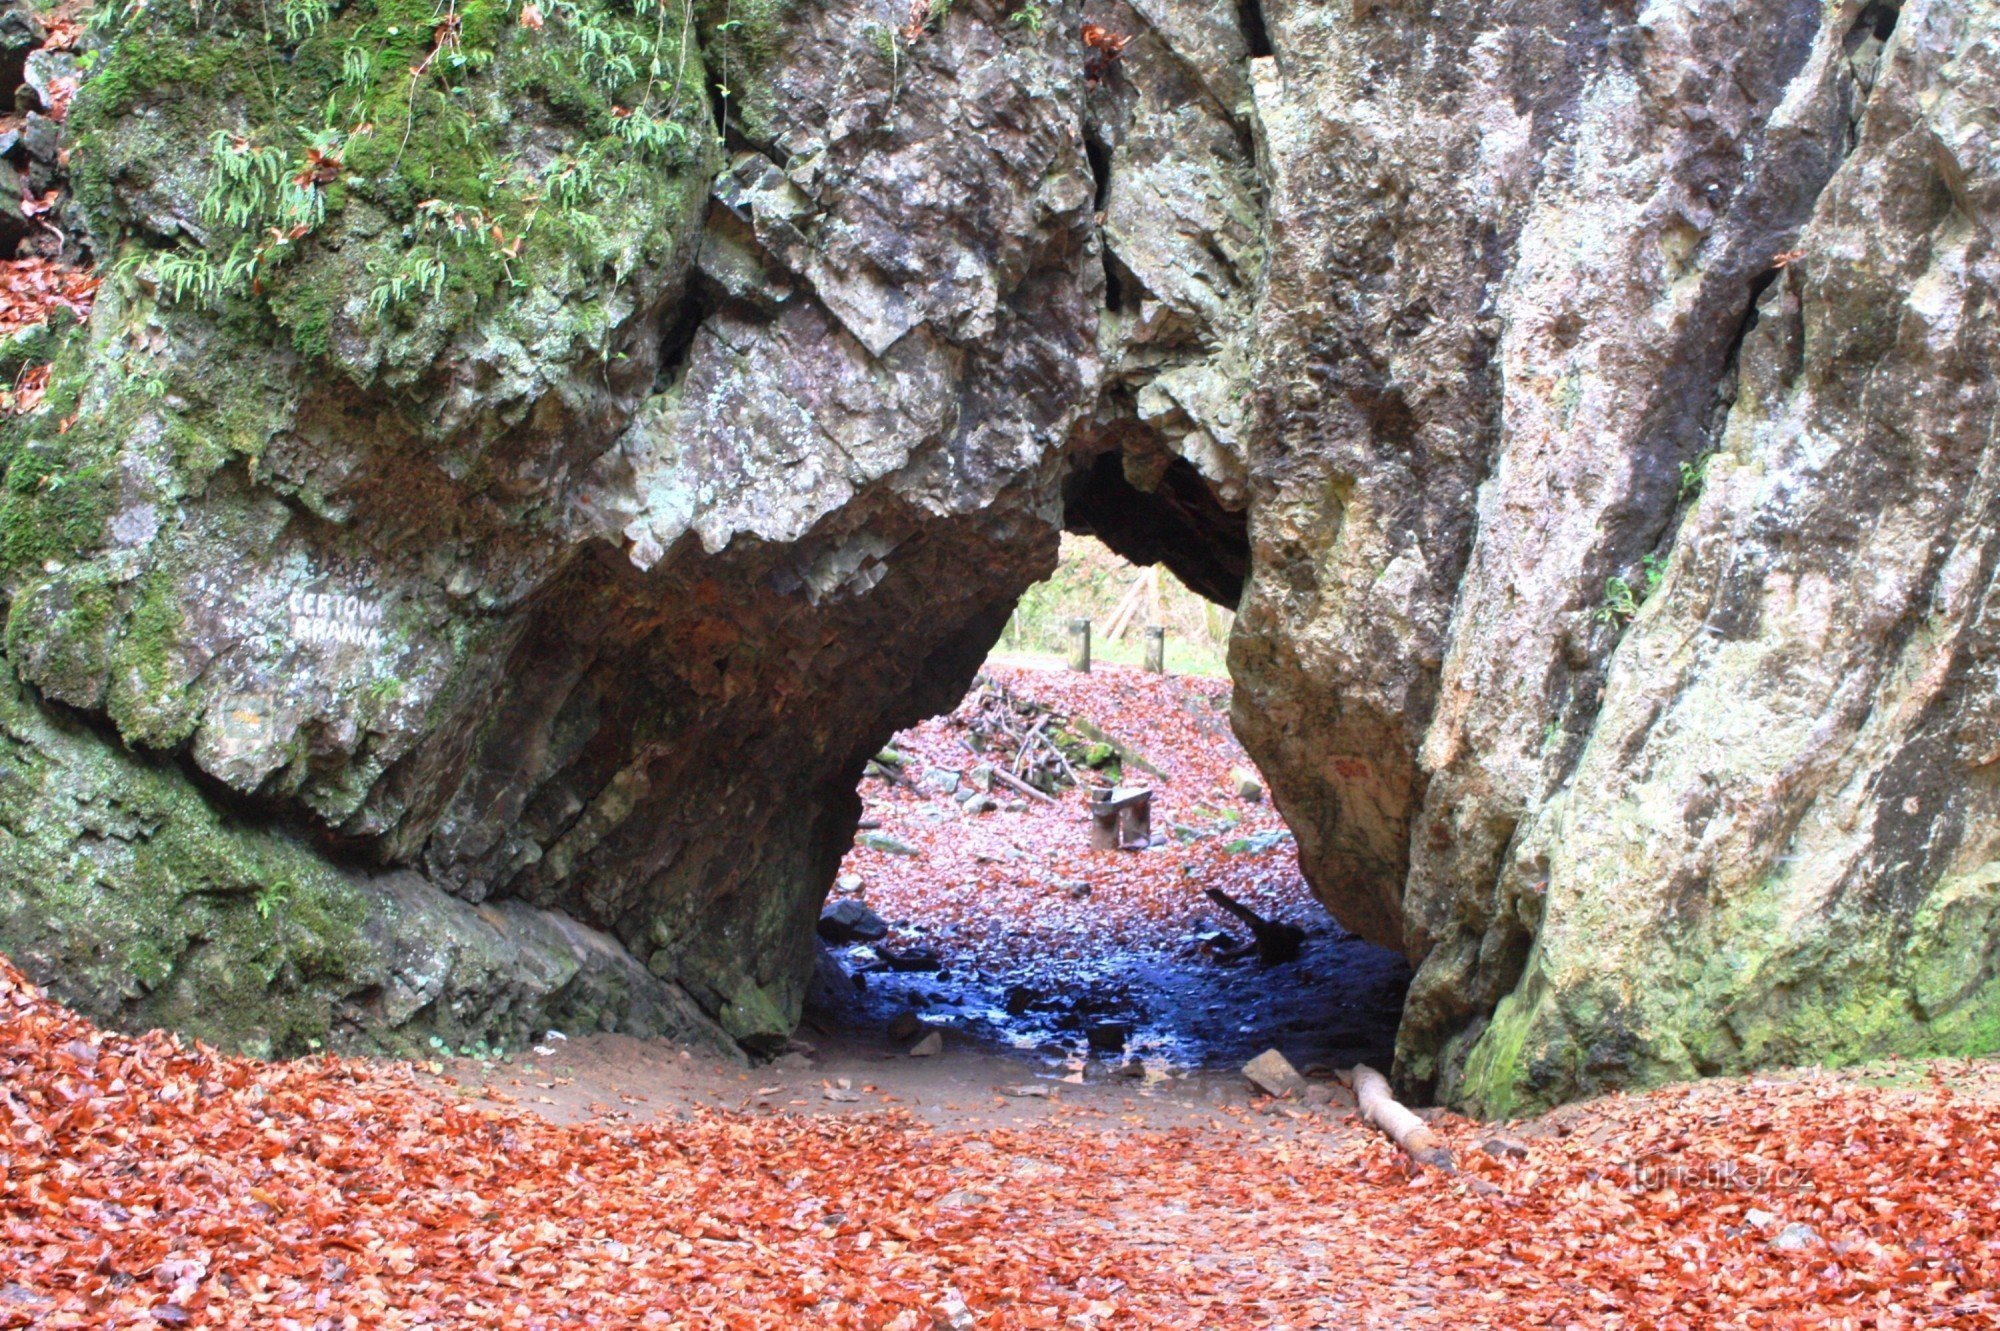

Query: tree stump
left=1143, top=625, right=1165, bottom=674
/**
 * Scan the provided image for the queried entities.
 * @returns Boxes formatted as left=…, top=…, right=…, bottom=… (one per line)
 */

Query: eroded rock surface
left=1231, top=0, right=1999, bottom=1111
left=0, top=0, right=1993, bottom=1107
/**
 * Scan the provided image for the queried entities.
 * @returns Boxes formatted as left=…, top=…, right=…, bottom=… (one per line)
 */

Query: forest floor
left=5, top=663, right=2000, bottom=1327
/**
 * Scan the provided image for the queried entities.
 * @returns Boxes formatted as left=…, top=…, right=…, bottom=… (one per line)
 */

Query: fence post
left=1067, top=618, right=1092, bottom=672
left=1143, top=625, right=1165, bottom=674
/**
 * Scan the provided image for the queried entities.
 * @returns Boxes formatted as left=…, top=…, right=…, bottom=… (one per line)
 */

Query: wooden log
left=1103, top=573, right=1148, bottom=642
left=1202, top=886, right=1305, bottom=964
left=989, top=763, right=1057, bottom=805
left=1353, top=1065, right=1454, bottom=1170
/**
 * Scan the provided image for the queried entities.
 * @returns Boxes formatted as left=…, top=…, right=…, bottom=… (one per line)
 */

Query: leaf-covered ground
left=827, top=662, right=1408, bottom=1072
left=5, top=953, right=1999, bottom=1328
left=6, top=666, right=1999, bottom=1327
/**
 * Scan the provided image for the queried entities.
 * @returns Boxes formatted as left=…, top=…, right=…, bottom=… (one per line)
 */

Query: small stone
left=858, top=831, right=920, bottom=856
left=1003, top=984, right=1041, bottom=1015
left=1116, top=1058, right=1146, bottom=1079
left=1002, top=800, right=1028, bottom=813
left=1771, top=1222, right=1822, bottom=1252
left=1476, top=1134, right=1530, bottom=1160
left=835, top=873, right=865, bottom=896
left=1086, top=1021, right=1129, bottom=1053
left=1744, top=1208, right=1779, bottom=1230
left=1001, top=1083, right=1052, bottom=1098
left=909, top=1030, right=944, bottom=1057
left=1303, top=1083, right=1334, bottom=1107
left=1230, top=767, right=1264, bottom=802
left=817, top=899, right=891, bottom=943
left=775, top=1051, right=813, bottom=1070
left=880, top=946, right=942, bottom=972
left=887, top=1009, right=924, bottom=1042
left=934, top=1293, right=976, bottom=1331
left=960, top=794, right=998, bottom=814
left=968, top=763, right=995, bottom=792
left=1241, top=1048, right=1308, bottom=1098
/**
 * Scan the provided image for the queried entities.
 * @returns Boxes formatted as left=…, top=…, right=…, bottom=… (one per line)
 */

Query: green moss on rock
left=0, top=647, right=726, bottom=1057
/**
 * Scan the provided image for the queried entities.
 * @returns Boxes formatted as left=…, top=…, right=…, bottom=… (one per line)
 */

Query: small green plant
left=1596, top=576, right=1640, bottom=625
left=283, top=0, right=333, bottom=40
left=1007, top=1, right=1045, bottom=31
left=866, top=21, right=900, bottom=63
left=200, top=132, right=287, bottom=232
left=254, top=877, right=294, bottom=921
left=1597, top=555, right=1668, bottom=626
left=1679, top=450, right=1715, bottom=502
left=364, top=250, right=451, bottom=315
left=1540, top=721, right=1563, bottom=752
left=1640, top=552, right=1667, bottom=599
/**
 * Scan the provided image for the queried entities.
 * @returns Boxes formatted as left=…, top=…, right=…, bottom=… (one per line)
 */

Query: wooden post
left=1143, top=625, right=1165, bottom=674
left=1117, top=790, right=1152, bottom=848
left=1089, top=786, right=1152, bottom=851
left=1067, top=618, right=1091, bottom=672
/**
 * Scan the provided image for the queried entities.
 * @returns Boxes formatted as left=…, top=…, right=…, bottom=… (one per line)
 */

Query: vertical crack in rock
left=1419, top=0, right=2000, bottom=1113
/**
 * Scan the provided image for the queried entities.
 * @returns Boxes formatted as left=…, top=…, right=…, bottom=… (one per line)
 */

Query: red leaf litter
left=0, top=259, right=96, bottom=344
left=4, top=957, right=1998, bottom=1328
left=842, top=662, right=1312, bottom=975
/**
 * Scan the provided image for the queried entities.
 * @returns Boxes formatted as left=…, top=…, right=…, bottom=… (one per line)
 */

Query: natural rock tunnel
left=1, top=0, right=1996, bottom=1117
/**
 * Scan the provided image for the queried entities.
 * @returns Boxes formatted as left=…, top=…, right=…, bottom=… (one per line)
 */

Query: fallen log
left=1353, top=1065, right=1454, bottom=1170
left=989, top=764, right=1058, bottom=805
left=1202, top=886, right=1305, bottom=964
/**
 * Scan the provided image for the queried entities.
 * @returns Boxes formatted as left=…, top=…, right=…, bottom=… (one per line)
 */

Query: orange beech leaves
left=0, top=258, right=96, bottom=342
left=3, top=955, right=1998, bottom=1328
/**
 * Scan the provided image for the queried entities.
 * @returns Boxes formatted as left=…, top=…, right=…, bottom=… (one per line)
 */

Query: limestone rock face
left=0, top=0, right=1258, bottom=1054
left=1231, top=0, right=2000, bottom=1111
left=0, top=0, right=1994, bottom=1107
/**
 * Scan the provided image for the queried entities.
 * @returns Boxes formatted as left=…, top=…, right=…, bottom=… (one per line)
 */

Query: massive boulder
left=0, top=0, right=1254, bottom=1054
left=1233, top=0, right=2000, bottom=1111
left=0, top=0, right=1993, bottom=1110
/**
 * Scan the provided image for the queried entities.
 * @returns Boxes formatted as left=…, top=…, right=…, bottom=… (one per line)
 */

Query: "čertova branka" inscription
left=288, top=590, right=385, bottom=649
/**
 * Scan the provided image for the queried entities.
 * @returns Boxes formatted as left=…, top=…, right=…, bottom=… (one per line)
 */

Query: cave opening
left=793, top=459, right=1412, bottom=1101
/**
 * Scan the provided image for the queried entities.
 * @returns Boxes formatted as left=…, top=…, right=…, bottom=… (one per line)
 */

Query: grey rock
left=817, top=900, right=891, bottom=945
left=1771, top=1223, right=1823, bottom=1253
left=858, top=832, right=921, bottom=857
left=1086, top=1021, right=1130, bottom=1053
left=1241, top=1048, right=1307, bottom=1098
left=2, top=0, right=1993, bottom=1122
left=909, top=1030, right=944, bottom=1058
